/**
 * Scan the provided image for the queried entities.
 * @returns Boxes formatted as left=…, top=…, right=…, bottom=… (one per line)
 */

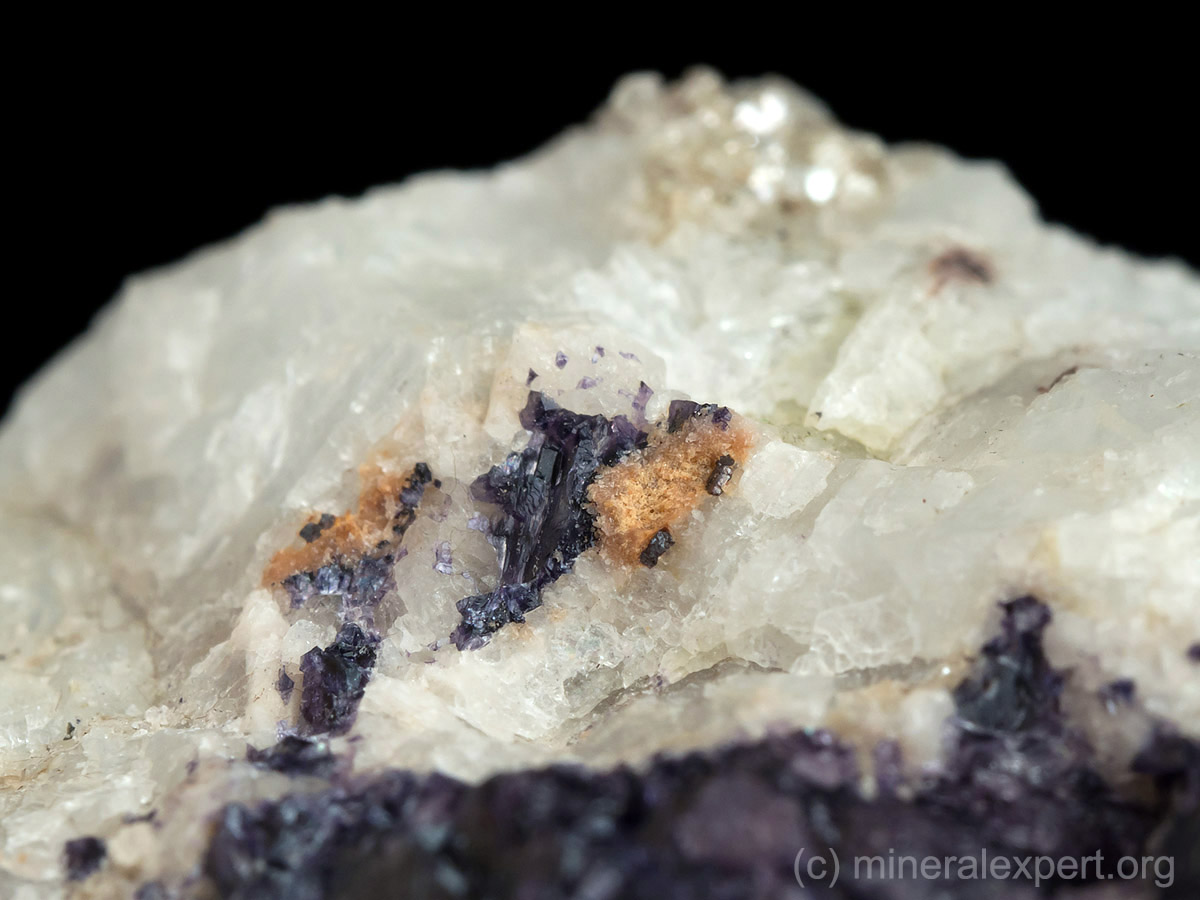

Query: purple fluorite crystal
left=298, top=623, right=379, bottom=736
left=246, top=735, right=339, bottom=778
left=450, top=392, right=645, bottom=650
left=666, top=399, right=731, bottom=434
left=64, top=836, right=106, bottom=882
left=201, top=595, right=1200, bottom=900
left=276, top=667, right=295, bottom=703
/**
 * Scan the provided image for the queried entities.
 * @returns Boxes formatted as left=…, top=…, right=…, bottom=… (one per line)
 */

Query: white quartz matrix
left=1, top=69, right=1198, bottom=897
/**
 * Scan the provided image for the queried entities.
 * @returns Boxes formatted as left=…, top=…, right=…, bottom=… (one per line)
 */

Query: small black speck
left=1099, top=678, right=1136, bottom=713
left=639, top=527, right=675, bottom=568
left=526, top=368, right=539, bottom=386
left=813, top=411, right=823, bottom=419
left=705, top=455, right=736, bottom=496
left=65, top=722, right=76, bottom=740
left=299, top=512, right=337, bottom=543
left=1187, top=643, right=1200, bottom=663
left=64, top=836, right=107, bottom=881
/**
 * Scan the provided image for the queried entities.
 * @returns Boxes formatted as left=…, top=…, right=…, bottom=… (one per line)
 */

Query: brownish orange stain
left=588, top=414, right=753, bottom=566
left=262, top=462, right=419, bottom=587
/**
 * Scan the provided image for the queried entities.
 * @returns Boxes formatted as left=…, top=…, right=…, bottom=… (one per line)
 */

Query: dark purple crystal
left=276, top=667, right=295, bottom=703
left=453, top=583, right=541, bottom=651
left=299, top=623, right=379, bottom=736
left=282, top=571, right=314, bottom=608
left=64, top=836, right=106, bottom=882
left=952, top=594, right=1062, bottom=734
left=451, top=392, right=645, bottom=650
left=666, top=399, right=732, bottom=434
left=201, top=596, right=1198, bottom=899
left=247, top=735, right=339, bottom=778
left=639, top=527, right=674, bottom=568
left=632, top=380, right=653, bottom=422
left=705, top=454, right=735, bottom=496
left=398, top=462, right=434, bottom=509
left=299, top=513, right=337, bottom=544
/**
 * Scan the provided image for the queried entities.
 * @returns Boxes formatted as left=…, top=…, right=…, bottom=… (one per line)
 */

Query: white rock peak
left=1, top=68, right=1198, bottom=895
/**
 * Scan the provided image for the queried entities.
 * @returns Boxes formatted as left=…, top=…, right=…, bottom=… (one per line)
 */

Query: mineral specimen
left=1, top=68, right=1198, bottom=899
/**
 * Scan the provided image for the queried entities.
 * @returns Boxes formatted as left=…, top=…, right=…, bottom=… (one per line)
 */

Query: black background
left=7, top=42, right=1195, bottom=416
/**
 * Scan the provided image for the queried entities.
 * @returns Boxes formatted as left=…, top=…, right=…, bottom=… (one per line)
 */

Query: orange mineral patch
left=587, top=415, right=753, bottom=566
left=262, top=462, right=426, bottom=587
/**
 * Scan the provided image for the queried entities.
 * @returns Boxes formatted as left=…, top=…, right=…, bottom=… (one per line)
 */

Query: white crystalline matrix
left=0, top=68, right=1198, bottom=897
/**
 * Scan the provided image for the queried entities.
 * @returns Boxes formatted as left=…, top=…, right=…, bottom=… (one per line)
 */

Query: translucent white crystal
left=1, top=68, right=1198, bottom=895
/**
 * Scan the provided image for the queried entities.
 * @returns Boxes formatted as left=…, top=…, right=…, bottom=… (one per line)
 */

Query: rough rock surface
left=0, top=69, right=1197, bottom=897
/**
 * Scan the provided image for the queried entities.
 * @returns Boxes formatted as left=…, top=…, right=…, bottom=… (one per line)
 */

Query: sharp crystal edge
left=0, top=69, right=1198, bottom=898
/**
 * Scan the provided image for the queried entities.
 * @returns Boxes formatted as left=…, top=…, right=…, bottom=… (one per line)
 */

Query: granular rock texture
left=203, top=601, right=1197, bottom=899
left=0, top=69, right=1197, bottom=898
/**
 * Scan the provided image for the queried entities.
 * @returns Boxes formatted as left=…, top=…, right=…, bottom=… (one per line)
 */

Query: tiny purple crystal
left=632, top=380, right=653, bottom=421
left=276, top=668, right=295, bottom=703
left=433, top=541, right=453, bottom=575
left=639, top=527, right=674, bottom=567
left=64, top=836, right=106, bottom=882
left=246, top=735, right=338, bottom=778
left=299, top=512, right=337, bottom=544
left=1099, top=678, right=1137, bottom=713
left=705, top=454, right=735, bottom=496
